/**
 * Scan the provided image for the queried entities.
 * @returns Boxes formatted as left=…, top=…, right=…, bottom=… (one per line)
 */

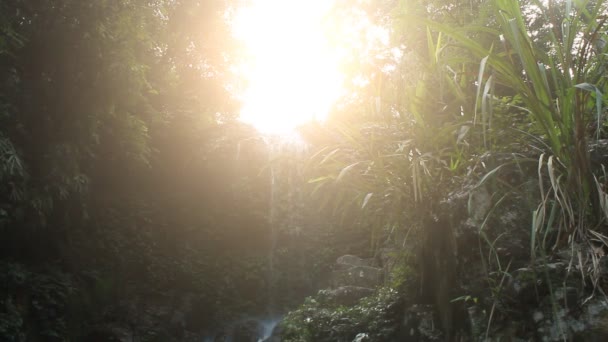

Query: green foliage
left=418, top=0, right=608, bottom=247
left=305, top=0, right=499, bottom=251
left=0, top=0, right=292, bottom=338
left=281, top=287, right=403, bottom=342
left=302, top=0, right=608, bottom=338
left=0, top=262, right=74, bottom=341
left=386, top=251, right=416, bottom=291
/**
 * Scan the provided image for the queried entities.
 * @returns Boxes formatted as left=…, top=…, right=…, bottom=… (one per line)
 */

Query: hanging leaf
left=361, top=192, right=373, bottom=209
left=336, top=161, right=363, bottom=182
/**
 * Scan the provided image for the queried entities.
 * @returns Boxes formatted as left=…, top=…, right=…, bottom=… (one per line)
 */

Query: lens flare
left=232, top=0, right=343, bottom=134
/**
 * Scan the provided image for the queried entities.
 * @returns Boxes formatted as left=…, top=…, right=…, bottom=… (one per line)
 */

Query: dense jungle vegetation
left=3, top=0, right=608, bottom=341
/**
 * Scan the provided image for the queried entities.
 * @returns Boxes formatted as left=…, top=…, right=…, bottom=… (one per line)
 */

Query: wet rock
left=331, top=266, right=383, bottom=288
left=533, top=298, right=608, bottom=341
left=581, top=299, right=608, bottom=340
left=321, top=286, right=374, bottom=306
left=536, top=307, right=583, bottom=341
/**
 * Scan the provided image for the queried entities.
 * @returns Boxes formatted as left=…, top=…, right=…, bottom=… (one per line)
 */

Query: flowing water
left=265, top=134, right=308, bottom=316
left=203, top=134, right=308, bottom=342
left=201, top=316, right=280, bottom=342
left=258, top=316, right=282, bottom=341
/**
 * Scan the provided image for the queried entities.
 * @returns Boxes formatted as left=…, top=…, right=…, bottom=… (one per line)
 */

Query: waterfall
left=265, top=133, right=308, bottom=316
left=203, top=133, right=308, bottom=342
left=267, top=144, right=278, bottom=316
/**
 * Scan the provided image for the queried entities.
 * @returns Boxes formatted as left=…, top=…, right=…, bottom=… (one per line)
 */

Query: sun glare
left=232, top=0, right=343, bottom=134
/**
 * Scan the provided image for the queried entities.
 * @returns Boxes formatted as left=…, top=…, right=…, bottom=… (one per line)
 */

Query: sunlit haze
left=232, top=0, right=343, bottom=134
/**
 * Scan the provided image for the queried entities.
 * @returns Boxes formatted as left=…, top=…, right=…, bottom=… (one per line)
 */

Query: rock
left=352, top=332, right=370, bottom=341
left=331, top=266, right=383, bottom=288
left=321, top=286, right=374, bottom=306
left=590, top=139, right=608, bottom=170
left=468, top=185, right=491, bottom=223
left=83, top=326, right=132, bottom=342
left=169, top=309, right=186, bottom=337
left=212, top=331, right=229, bottom=342
left=577, top=298, right=608, bottom=340
left=336, top=255, right=372, bottom=269
left=399, top=304, right=442, bottom=341
left=261, top=336, right=280, bottom=342
left=532, top=311, right=544, bottom=323
left=467, top=305, right=488, bottom=339
left=527, top=295, right=608, bottom=341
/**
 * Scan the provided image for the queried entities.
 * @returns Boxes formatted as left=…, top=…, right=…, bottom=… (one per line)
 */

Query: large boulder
left=579, top=299, right=608, bottom=340
left=532, top=296, right=608, bottom=341
left=336, top=255, right=373, bottom=269
left=331, top=266, right=383, bottom=288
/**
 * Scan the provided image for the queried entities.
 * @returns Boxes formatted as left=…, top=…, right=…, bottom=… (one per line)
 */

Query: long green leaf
left=336, top=161, right=363, bottom=182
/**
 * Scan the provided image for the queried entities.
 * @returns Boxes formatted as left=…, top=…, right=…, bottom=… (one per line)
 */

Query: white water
left=202, top=315, right=281, bottom=342
left=258, top=316, right=282, bottom=341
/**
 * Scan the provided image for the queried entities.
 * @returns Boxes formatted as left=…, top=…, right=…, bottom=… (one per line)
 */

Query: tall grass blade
left=336, top=162, right=363, bottom=182
left=361, top=192, right=373, bottom=209
left=475, top=56, right=490, bottom=125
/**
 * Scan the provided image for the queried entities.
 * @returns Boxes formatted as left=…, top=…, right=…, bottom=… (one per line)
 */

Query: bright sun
left=232, top=0, right=344, bottom=134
